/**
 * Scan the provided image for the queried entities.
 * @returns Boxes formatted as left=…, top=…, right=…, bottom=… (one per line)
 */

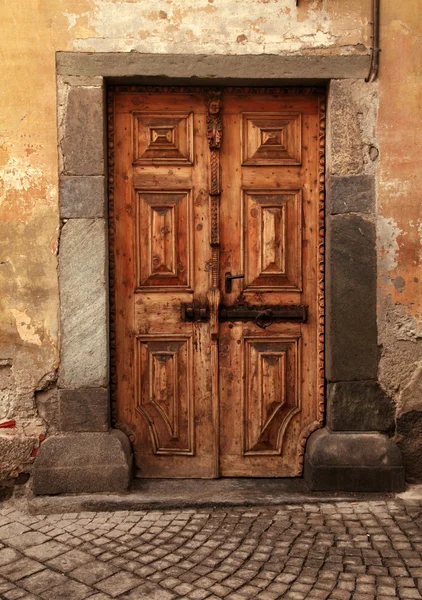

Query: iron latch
left=181, top=303, right=307, bottom=324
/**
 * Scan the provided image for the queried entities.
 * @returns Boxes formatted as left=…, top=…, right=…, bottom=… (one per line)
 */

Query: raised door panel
left=136, top=336, right=194, bottom=455
left=136, top=190, right=193, bottom=290
left=133, top=112, right=193, bottom=165
left=242, top=112, right=301, bottom=165
left=244, top=337, right=300, bottom=455
left=242, top=189, right=302, bottom=291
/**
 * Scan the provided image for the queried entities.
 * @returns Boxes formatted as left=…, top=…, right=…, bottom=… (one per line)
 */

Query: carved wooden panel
left=133, top=112, right=193, bottom=164
left=243, top=189, right=302, bottom=291
left=136, top=336, right=194, bottom=455
left=243, top=337, right=301, bottom=455
left=242, top=112, right=301, bottom=165
left=136, top=191, right=192, bottom=290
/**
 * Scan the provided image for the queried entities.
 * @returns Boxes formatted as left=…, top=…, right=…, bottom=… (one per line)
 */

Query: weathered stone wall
left=376, top=3, right=422, bottom=481
left=0, top=0, right=420, bottom=482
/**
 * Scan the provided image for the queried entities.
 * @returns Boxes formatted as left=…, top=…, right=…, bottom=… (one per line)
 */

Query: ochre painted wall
left=0, top=0, right=420, bottom=479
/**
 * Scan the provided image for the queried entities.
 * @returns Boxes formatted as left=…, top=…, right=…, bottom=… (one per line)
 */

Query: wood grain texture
left=110, top=87, right=324, bottom=478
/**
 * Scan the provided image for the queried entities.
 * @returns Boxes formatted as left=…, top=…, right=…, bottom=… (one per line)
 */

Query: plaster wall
left=0, top=0, right=420, bottom=481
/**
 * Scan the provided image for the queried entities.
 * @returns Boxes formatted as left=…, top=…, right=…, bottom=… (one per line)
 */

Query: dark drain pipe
left=366, top=0, right=381, bottom=82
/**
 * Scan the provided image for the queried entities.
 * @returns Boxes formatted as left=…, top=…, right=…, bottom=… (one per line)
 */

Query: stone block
left=58, top=388, right=109, bottom=432
left=60, top=176, right=106, bottom=218
left=396, top=410, right=422, bottom=482
left=304, top=428, right=405, bottom=492
left=32, top=430, right=133, bottom=495
left=327, top=175, right=375, bottom=215
left=327, top=381, right=395, bottom=432
left=61, top=86, right=105, bottom=176
left=327, top=79, right=377, bottom=177
left=326, top=214, right=378, bottom=382
left=0, top=434, right=37, bottom=479
left=59, top=219, right=108, bottom=389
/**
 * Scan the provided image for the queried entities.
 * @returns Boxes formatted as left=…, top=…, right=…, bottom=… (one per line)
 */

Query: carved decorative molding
left=206, top=90, right=223, bottom=320
left=114, top=85, right=325, bottom=96
left=296, top=94, right=326, bottom=475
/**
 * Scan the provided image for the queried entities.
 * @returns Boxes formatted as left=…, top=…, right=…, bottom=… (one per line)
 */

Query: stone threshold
left=28, top=478, right=395, bottom=515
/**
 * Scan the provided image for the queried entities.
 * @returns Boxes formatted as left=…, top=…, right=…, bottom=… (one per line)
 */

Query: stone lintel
left=326, top=214, right=378, bottom=382
left=33, top=431, right=133, bottom=495
left=58, top=388, right=109, bottom=432
left=56, top=52, right=370, bottom=81
left=304, top=428, right=405, bottom=492
left=327, top=381, right=395, bottom=432
left=60, top=176, right=106, bottom=219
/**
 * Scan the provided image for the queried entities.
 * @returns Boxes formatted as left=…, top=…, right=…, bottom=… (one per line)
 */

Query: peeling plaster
left=378, top=216, right=401, bottom=273
left=67, top=0, right=362, bottom=54
left=9, top=310, right=42, bottom=347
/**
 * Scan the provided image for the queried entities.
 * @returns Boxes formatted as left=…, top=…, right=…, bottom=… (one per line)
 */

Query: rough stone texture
left=61, top=86, right=105, bottom=176
left=35, top=388, right=59, bottom=434
left=327, top=79, right=378, bottom=177
left=0, top=435, right=38, bottom=479
left=326, top=214, right=378, bottom=382
left=396, top=411, right=422, bottom=482
left=326, top=174, right=375, bottom=215
left=32, top=430, right=132, bottom=495
left=327, top=381, right=395, bottom=432
left=59, top=219, right=108, bottom=389
left=56, top=53, right=370, bottom=81
left=4, top=499, right=422, bottom=599
left=58, top=388, right=109, bottom=432
left=59, top=176, right=106, bottom=218
left=304, top=428, right=405, bottom=492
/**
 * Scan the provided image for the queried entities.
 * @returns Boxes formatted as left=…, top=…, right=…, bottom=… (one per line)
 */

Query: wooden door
left=110, top=86, right=324, bottom=478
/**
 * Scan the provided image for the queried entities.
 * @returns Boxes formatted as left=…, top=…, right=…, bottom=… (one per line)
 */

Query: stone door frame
left=32, top=52, right=405, bottom=495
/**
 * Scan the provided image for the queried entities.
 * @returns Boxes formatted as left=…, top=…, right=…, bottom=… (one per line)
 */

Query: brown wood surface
left=111, top=87, right=324, bottom=478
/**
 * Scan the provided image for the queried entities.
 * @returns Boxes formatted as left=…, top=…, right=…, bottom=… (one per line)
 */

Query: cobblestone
left=0, top=500, right=421, bottom=598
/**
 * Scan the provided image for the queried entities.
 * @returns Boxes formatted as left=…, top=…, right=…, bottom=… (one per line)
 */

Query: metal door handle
left=225, top=272, right=245, bottom=293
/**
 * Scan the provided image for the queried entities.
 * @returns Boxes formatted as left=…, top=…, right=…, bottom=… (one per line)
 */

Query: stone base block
left=304, top=428, right=405, bottom=492
left=33, top=430, right=133, bottom=495
left=327, top=381, right=395, bottom=432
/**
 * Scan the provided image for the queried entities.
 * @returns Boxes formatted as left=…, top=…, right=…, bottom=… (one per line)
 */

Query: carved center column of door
left=206, top=90, right=223, bottom=477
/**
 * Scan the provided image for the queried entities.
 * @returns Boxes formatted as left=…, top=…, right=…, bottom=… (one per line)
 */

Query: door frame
left=34, top=52, right=397, bottom=495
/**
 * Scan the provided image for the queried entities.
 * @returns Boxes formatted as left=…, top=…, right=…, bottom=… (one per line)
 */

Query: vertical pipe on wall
left=366, top=0, right=381, bottom=82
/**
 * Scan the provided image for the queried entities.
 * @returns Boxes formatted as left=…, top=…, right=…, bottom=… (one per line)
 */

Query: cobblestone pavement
left=0, top=499, right=422, bottom=599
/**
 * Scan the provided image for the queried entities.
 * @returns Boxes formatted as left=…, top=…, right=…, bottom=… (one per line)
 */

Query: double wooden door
left=111, top=86, right=324, bottom=478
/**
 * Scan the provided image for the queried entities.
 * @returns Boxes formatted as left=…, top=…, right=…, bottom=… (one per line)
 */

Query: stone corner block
left=326, top=214, right=378, bottom=382
left=60, top=176, right=106, bottom=219
left=58, top=388, right=109, bottom=432
left=304, top=428, right=405, bottom=492
left=32, top=430, right=133, bottom=495
left=59, top=218, right=108, bottom=389
left=61, top=86, right=105, bottom=176
left=326, top=174, right=375, bottom=215
left=327, top=381, right=395, bottom=432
